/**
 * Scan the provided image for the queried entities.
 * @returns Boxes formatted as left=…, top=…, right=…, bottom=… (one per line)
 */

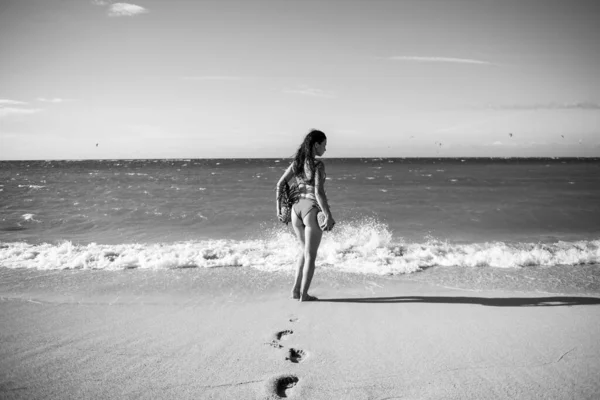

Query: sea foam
left=1, top=219, right=598, bottom=274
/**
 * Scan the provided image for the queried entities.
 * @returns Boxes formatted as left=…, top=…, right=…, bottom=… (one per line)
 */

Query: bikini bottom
left=293, top=198, right=319, bottom=220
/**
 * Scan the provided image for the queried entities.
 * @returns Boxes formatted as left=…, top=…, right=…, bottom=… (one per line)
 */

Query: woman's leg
left=300, top=208, right=322, bottom=301
left=291, top=208, right=305, bottom=299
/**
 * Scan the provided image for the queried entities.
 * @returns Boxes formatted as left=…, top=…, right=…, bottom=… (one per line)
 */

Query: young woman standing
left=276, top=130, right=335, bottom=301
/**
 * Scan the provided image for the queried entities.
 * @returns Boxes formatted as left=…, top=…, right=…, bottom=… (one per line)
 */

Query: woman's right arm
left=314, top=162, right=335, bottom=230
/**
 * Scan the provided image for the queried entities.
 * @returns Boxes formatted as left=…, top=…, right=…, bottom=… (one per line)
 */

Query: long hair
left=292, top=129, right=327, bottom=183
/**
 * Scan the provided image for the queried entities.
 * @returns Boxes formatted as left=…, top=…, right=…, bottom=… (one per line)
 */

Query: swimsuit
left=292, top=162, right=323, bottom=221
left=293, top=198, right=319, bottom=220
left=277, top=161, right=325, bottom=222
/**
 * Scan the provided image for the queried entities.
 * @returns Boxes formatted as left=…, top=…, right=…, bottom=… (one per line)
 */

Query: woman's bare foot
left=299, top=294, right=318, bottom=302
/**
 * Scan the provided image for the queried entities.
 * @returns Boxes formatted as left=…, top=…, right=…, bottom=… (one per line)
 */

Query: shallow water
left=1, top=158, right=599, bottom=293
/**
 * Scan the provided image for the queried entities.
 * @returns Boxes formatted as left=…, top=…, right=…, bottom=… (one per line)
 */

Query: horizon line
left=1, top=156, right=599, bottom=162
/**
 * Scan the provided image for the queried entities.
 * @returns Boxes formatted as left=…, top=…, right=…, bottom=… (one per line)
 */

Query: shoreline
left=1, top=267, right=600, bottom=399
left=1, top=260, right=599, bottom=301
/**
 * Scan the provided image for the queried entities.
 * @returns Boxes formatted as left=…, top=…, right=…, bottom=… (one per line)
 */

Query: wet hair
left=292, top=129, right=327, bottom=183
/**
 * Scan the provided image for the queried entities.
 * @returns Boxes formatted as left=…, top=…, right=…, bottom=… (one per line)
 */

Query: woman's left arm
left=314, top=161, right=335, bottom=230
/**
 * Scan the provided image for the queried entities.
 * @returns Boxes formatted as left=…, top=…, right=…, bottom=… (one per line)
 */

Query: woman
left=276, top=130, right=335, bottom=302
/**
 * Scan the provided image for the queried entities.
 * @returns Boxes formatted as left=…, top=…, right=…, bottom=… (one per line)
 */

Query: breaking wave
left=1, top=219, right=598, bottom=274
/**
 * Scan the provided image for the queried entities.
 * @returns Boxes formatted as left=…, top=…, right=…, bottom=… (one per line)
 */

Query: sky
left=0, top=0, right=599, bottom=160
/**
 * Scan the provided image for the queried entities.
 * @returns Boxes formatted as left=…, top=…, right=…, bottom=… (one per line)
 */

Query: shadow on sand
left=317, top=296, right=600, bottom=307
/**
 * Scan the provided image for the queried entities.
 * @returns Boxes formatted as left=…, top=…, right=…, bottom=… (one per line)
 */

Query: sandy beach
left=1, top=267, right=599, bottom=400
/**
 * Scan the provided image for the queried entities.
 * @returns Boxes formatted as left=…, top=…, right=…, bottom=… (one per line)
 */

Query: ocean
left=1, top=158, right=599, bottom=293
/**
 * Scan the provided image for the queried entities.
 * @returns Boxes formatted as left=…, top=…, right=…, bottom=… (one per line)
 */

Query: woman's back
left=293, top=160, right=324, bottom=201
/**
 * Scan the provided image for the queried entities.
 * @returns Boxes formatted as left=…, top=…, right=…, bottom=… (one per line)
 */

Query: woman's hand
left=323, top=215, right=336, bottom=231
left=278, top=211, right=286, bottom=223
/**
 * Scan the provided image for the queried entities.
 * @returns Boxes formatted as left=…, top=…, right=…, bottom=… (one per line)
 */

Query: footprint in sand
left=265, top=330, right=294, bottom=349
left=262, top=326, right=305, bottom=397
left=285, top=348, right=306, bottom=363
left=276, top=376, right=299, bottom=397
left=264, top=375, right=299, bottom=398
left=289, top=317, right=298, bottom=323
left=276, top=330, right=293, bottom=340
left=266, top=341, right=284, bottom=349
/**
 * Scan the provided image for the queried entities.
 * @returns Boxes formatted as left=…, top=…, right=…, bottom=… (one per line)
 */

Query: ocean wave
left=18, top=184, right=45, bottom=189
left=1, top=220, right=598, bottom=273
left=21, top=214, right=40, bottom=222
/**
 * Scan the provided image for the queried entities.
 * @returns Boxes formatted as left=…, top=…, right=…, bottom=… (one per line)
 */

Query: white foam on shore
left=1, top=220, right=598, bottom=274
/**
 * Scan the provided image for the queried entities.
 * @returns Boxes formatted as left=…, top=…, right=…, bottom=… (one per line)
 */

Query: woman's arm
left=314, top=162, right=335, bottom=230
left=276, top=163, right=294, bottom=217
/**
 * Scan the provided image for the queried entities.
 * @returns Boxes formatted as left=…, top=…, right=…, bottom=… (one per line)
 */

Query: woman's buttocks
left=293, top=198, right=318, bottom=219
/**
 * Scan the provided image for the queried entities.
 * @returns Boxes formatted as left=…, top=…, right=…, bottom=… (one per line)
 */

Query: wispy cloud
left=91, top=1, right=148, bottom=17
left=108, top=3, right=148, bottom=17
left=0, top=99, right=27, bottom=105
left=37, top=97, right=73, bottom=103
left=283, top=85, right=335, bottom=98
left=0, top=107, right=42, bottom=118
left=182, top=76, right=242, bottom=81
left=388, top=56, right=493, bottom=65
left=485, top=101, right=600, bottom=110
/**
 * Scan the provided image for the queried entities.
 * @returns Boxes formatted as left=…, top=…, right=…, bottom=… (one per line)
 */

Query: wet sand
left=1, top=267, right=599, bottom=399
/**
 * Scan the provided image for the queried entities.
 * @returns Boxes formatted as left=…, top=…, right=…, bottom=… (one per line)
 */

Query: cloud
left=0, top=99, right=27, bottom=105
left=0, top=107, right=42, bottom=118
left=283, top=85, right=335, bottom=98
left=388, top=56, right=493, bottom=65
left=485, top=101, right=600, bottom=110
left=37, top=97, right=73, bottom=103
left=108, top=3, right=148, bottom=17
left=91, top=1, right=148, bottom=17
left=556, top=102, right=600, bottom=110
left=182, top=76, right=242, bottom=81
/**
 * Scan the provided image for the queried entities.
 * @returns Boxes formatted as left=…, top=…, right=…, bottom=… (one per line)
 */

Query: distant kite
left=96, top=143, right=99, bottom=147
left=561, top=135, right=564, bottom=139
left=509, top=133, right=513, bottom=137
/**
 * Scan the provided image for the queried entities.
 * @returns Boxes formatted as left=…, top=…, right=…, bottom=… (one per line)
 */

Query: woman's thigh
left=303, top=209, right=322, bottom=257
left=291, top=207, right=305, bottom=247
